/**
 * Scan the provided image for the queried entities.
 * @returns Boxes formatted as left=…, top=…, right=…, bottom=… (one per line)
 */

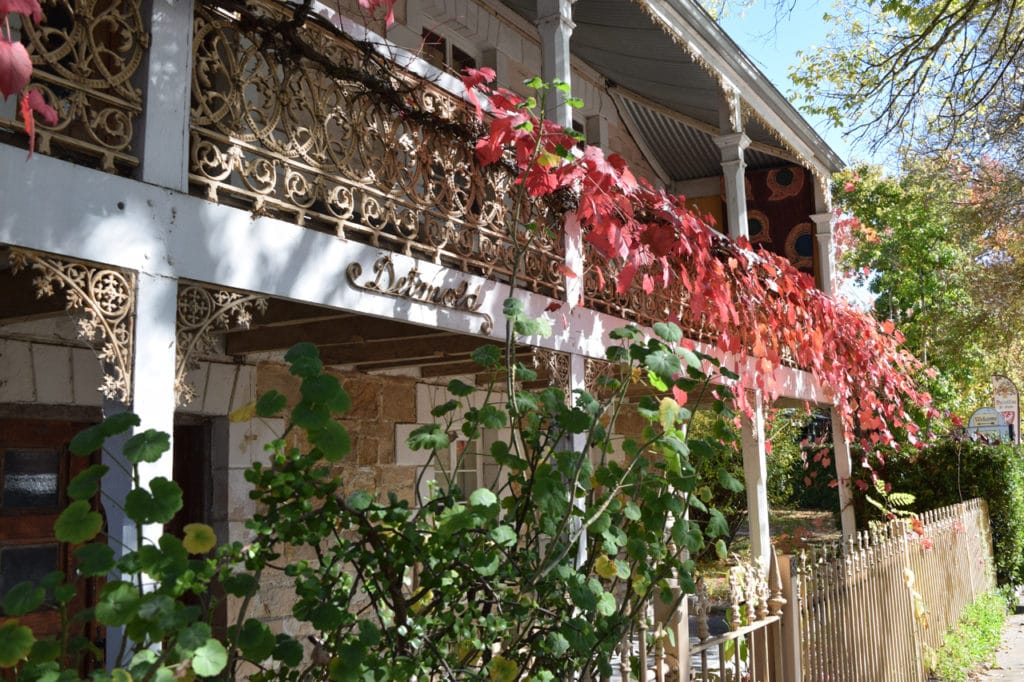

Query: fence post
left=778, top=554, right=803, bottom=682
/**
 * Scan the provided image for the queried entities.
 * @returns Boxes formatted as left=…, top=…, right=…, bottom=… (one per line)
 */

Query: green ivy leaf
left=653, top=322, right=682, bottom=343
left=489, top=525, right=517, bottom=547
left=609, top=325, right=640, bottom=340
left=717, top=468, right=745, bottom=493
left=430, top=399, right=460, bottom=417
left=644, top=349, right=682, bottom=382
left=407, top=424, right=450, bottom=451
left=273, top=635, right=303, bottom=667
left=191, top=639, right=228, bottom=677
left=256, top=390, right=287, bottom=417
left=514, top=316, right=552, bottom=338
left=347, top=490, right=373, bottom=512
left=55, top=500, right=103, bottom=544
left=310, top=420, right=351, bottom=462
left=74, top=543, right=116, bottom=577
left=478, top=404, right=507, bottom=429
left=291, top=401, right=330, bottom=430
left=285, top=342, right=323, bottom=378
left=237, top=619, right=275, bottom=662
left=27, top=637, right=61, bottom=664
left=66, top=464, right=109, bottom=501
left=124, top=429, right=170, bottom=464
left=469, top=488, right=498, bottom=508
left=70, top=413, right=140, bottom=456
left=706, top=509, right=730, bottom=538
left=472, top=551, right=500, bottom=576
left=595, top=591, right=616, bottom=616
left=0, top=621, right=35, bottom=667
left=2, top=582, right=45, bottom=616
left=95, top=582, right=140, bottom=627
left=125, top=477, right=182, bottom=525
left=447, top=379, right=476, bottom=397
left=301, top=374, right=350, bottom=413
left=503, top=297, right=525, bottom=319
left=222, top=572, right=259, bottom=598
left=310, top=603, right=346, bottom=631
left=471, top=344, right=502, bottom=368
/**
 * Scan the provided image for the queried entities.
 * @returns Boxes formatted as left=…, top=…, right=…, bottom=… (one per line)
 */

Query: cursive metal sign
left=347, top=257, right=493, bottom=334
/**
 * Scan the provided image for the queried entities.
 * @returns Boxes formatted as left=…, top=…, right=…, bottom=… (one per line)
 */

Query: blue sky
left=717, top=2, right=856, bottom=164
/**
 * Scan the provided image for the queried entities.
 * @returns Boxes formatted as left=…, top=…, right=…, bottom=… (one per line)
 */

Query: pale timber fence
left=608, top=550, right=788, bottom=681
left=608, top=499, right=994, bottom=681
left=788, top=498, right=995, bottom=682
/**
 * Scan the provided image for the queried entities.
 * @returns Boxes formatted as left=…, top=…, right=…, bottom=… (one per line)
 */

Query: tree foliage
left=793, top=0, right=1024, bottom=162
left=834, top=157, right=1024, bottom=415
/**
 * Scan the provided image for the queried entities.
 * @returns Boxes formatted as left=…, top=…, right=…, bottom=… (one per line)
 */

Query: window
left=395, top=424, right=506, bottom=505
left=421, top=29, right=477, bottom=75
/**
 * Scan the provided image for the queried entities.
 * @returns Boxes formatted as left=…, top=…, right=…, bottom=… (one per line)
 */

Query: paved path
left=977, top=599, right=1024, bottom=680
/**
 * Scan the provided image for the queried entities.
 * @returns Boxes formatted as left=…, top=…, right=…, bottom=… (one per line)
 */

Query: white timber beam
left=102, top=271, right=178, bottom=666
left=713, top=89, right=750, bottom=241
left=831, top=409, right=857, bottom=538
left=137, top=0, right=195, bottom=191
left=741, top=390, right=771, bottom=570
left=535, top=0, right=575, bottom=129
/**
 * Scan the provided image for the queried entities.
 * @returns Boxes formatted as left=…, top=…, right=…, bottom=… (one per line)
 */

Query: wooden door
left=0, top=419, right=99, bottom=653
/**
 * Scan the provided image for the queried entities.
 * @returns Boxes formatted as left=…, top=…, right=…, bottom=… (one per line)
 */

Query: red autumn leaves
left=460, top=68, right=932, bottom=458
left=1, top=0, right=58, bottom=155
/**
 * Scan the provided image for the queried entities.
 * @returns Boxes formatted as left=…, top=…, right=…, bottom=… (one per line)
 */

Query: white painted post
left=138, top=0, right=195, bottom=191
left=712, top=131, right=751, bottom=241
left=535, top=0, right=575, bottom=129
left=742, top=390, right=771, bottom=570
left=830, top=408, right=857, bottom=538
left=102, top=272, right=179, bottom=666
left=811, top=212, right=835, bottom=295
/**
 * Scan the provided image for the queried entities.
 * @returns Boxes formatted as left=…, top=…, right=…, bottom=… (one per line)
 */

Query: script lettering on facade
left=346, top=257, right=492, bottom=334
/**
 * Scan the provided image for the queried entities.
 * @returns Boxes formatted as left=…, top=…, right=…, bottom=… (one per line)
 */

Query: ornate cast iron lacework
left=9, top=248, right=136, bottom=402
left=2, top=0, right=149, bottom=172
left=175, top=285, right=268, bottom=406
left=189, top=1, right=564, bottom=297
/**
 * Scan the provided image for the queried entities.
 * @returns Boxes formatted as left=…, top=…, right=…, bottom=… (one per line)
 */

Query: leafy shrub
left=0, top=318, right=746, bottom=679
left=853, top=441, right=1024, bottom=586
left=927, top=590, right=1007, bottom=681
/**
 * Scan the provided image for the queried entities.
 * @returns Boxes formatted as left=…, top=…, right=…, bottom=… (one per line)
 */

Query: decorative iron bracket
left=9, top=248, right=136, bottom=403
left=175, top=285, right=267, bottom=406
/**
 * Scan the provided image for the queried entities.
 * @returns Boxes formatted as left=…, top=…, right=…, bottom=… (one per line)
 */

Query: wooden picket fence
left=789, top=498, right=995, bottom=682
left=606, top=499, right=994, bottom=681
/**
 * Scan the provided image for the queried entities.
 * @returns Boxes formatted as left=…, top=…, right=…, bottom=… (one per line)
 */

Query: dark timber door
left=0, top=418, right=100, bottom=666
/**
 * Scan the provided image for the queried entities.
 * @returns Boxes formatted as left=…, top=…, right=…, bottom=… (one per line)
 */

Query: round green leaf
left=469, top=488, right=497, bottom=508
left=0, top=621, right=35, bottom=667
left=95, top=582, right=141, bottom=627
left=221, top=572, right=259, bottom=598
left=191, top=639, right=227, bottom=677
left=67, top=464, right=109, bottom=501
left=255, top=390, right=287, bottom=417
left=309, top=420, right=351, bottom=462
left=273, top=635, right=303, bottom=667
left=2, top=581, right=45, bottom=616
left=125, top=477, right=182, bottom=525
left=54, top=500, right=103, bottom=543
left=124, top=429, right=170, bottom=464
left=74, top=543, right=116, bottom=577
left=346, top=490, right=373, bottom=512
left=284, top=342, right=323, bottom=378
left=237, top=619, right=275, bottom=661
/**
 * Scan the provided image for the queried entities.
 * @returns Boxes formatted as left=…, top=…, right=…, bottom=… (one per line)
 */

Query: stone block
left=338, top=373, right=380, bottom=420
left=378, top=465, right=416, bottom=503
left=355, top=434, right=380, bottom=466
left=71, top=347, right=104, bottom=406
left=381, top=377, right=417, bottom=422
left=256, top=362, right=301, bottom=408
left=339, top=465, right=377, bottom=495
left=32, top=343, right=72, bottom=404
